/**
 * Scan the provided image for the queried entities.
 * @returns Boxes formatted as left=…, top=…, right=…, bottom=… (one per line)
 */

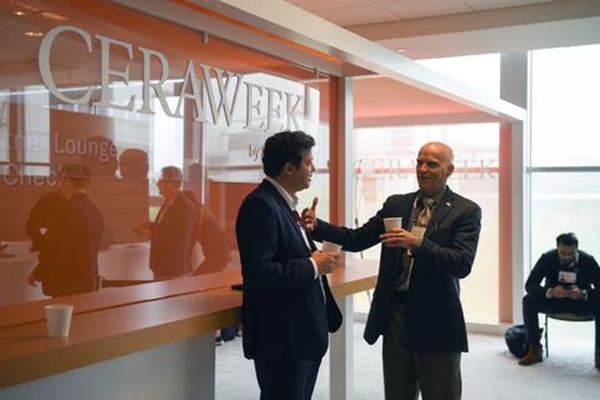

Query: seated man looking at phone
left=519, top=232, right=600, bottom=367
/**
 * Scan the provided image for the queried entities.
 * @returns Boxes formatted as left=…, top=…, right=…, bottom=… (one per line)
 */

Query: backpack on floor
left=220, top=325, right=237, bottom=342
left=504, top=324, right=528, bottom=358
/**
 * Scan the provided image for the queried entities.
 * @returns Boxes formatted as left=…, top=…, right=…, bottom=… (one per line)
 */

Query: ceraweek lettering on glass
left=38, top=25, right=305, bottom=133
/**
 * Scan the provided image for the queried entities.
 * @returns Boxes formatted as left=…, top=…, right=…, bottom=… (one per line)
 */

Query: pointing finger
left=310, top=197, right=318, bottom=212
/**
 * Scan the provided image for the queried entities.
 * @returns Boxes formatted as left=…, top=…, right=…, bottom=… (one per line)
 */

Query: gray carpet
left=216, top=319, right=599, bottom=399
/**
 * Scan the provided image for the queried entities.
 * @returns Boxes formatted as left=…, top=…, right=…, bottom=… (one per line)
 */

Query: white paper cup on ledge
left=45, top=304, right=74, bottom=338
left=321, top=241, right=342, bottom=253
left=383, top=217, right=403, bottom=231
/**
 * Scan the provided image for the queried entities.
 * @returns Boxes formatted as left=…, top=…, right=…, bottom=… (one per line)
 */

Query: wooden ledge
left=0, top=257, right=378, bottom=389
left=0, top=270, right=242, bottom=329
left=329, top=258, right=378, bottom=297
left=0, top=287, right=242, bottom=389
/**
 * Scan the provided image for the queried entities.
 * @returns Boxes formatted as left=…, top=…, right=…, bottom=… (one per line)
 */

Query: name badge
left=411, top=226, right=426, bottom=240
left=558, top=270, right=577, bottom=284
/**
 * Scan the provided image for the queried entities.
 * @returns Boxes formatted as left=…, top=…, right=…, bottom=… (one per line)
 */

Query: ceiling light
left=40, top=12, right=68, bottom=21
left=13, top=2, right=40, bottom=13
left=23, top=31, right=43, bottom=38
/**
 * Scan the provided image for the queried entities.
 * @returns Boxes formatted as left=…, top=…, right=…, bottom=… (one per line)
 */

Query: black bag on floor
left=220, top=326, right=237, bottom=342
left=505, top=324, right=528, bottom=358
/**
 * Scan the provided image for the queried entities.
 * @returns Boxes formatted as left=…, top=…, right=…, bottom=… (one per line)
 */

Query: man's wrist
left=413, top=236, right=424, bottom=248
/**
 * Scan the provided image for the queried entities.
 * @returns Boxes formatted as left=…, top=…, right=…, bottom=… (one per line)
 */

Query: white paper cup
left=383, top=217, right=403, bottom=231
left=321, top=241, right=342, bottom=253
left=45, top=304, right=74, bottom=338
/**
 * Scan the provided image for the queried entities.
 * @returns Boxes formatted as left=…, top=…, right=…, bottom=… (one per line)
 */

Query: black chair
left=543, top=312, right=596, bottom=357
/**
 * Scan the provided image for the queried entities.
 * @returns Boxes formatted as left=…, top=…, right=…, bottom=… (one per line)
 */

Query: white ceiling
left=287, top=0, right=552, bottom=25
left=286, top=0, right=600, bottom=59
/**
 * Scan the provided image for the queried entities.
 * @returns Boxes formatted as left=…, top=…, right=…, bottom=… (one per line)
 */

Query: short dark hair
left=262, top=130, right=315, bottom=178
left=59, top=163, right=90, bottom=189
left=556, top=232, right=578, bottom=247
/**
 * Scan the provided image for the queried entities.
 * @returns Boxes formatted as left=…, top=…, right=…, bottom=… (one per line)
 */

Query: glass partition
left=0, top=0, right=332, bottom=306
left=352, top=124, right=500, bottom=323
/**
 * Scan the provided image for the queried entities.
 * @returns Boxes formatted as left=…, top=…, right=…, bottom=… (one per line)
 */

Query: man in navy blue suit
left=235, top=130, right=343, bottom=400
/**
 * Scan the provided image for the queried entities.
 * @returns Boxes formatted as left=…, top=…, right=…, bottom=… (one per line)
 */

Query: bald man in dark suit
left=143, top=166, right=196, bottom=280
left=304, top=142, right=481, bottom=400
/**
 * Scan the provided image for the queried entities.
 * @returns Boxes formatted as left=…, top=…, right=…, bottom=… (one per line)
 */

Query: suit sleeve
left=312, top=196, right=398, bottom=252
left=586, top=256, right=600, bottom=303
left=524, top=253, right=550, bottom=298
left=178, top=202, right=197, bottom=261
left=25, top=196, right=50, bottom=251
left=26, top=197, right=47, bottom=280
left=412, top=203, right=482, bottom=279
left=236, top=196, right=314, bottom=290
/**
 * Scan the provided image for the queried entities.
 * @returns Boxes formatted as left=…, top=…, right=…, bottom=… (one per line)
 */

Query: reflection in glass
left=0, top=1, right=330, bottom=306
left=25, top=164, right=104, bottom=297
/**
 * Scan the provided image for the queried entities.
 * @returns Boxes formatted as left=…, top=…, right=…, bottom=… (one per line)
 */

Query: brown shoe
left=518, top=344, right=543, bottom=366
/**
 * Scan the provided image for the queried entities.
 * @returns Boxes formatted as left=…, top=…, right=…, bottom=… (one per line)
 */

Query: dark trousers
left=522, top=293, right=600, bottom=349
left=382, top=301, right=462, bottom=400
left=253, top=357, right=321, bottom=400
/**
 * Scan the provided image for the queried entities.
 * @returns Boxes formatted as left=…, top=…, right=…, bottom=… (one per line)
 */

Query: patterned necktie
left=417, top=198, right=435, bottom=227
left=397, top=197, right=435, bottom=292
left=292, top=210, right=302, bottom=227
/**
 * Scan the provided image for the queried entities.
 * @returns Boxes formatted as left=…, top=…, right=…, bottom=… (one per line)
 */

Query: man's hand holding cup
left=312, top=249, right=340, bottom=275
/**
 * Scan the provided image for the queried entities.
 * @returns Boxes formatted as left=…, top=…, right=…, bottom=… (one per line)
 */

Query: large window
left=530, top=44, right=600, bottom=261
left=352, top=124, right=499, bottom=322
left=419, top=54, right=500, bottom=97
left=352, top=53, right=502, bottom=323
left=0, top=87, right=50, bottom=176
left=531, top=45, right=600, bottom=168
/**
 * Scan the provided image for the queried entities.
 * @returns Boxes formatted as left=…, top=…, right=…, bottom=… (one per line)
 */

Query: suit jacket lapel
left=305, top=230, right=318, bottom=252
left=261, top=181, right=342, bottom=333
left=404, top=193, right=418, bottom=228
left=425, top=188, right=453, bottom=238
left=155, top=203, right=169, bottom=227
left=262, top=180, right=310, bottom=253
